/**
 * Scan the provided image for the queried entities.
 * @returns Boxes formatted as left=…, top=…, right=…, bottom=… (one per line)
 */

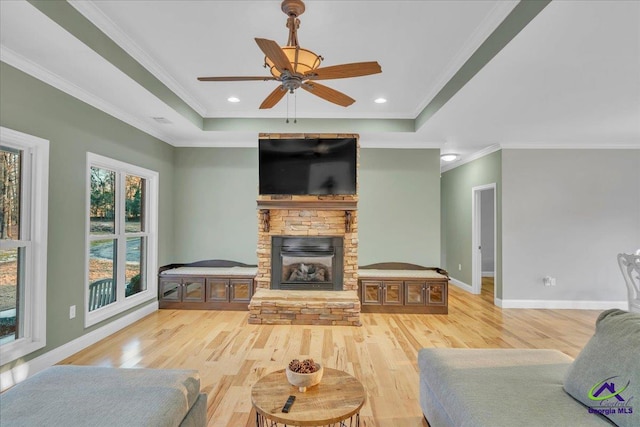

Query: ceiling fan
left=197, top=0, right=382, bottom=109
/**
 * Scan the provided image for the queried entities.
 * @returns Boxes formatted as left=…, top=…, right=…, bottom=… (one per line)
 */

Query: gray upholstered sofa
left=0, top=365, right=207, bottom=427
left=419, top=309, right=639, bottom=427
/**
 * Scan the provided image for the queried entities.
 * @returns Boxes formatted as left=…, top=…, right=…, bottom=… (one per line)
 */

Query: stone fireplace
left=248, top=133, right=361, bottom=326
left=272, top=236, right=344, bottom=291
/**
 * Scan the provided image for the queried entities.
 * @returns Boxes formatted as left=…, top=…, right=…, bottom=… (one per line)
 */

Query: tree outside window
left=0, top=127, right=48, bottom=365
left=86, top=154, right=157, bottom=327
left=0, top=147, right=22, bottom=342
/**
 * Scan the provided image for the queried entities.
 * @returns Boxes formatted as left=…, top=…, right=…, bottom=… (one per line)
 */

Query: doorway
left=472, top=184, right=496, bottom=301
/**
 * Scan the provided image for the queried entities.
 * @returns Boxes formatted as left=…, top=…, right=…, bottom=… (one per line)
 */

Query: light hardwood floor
left=61, top=279, right=601, bottom=426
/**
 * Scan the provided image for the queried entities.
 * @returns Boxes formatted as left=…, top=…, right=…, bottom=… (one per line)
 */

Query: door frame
left=471, top=184, right=496, bottom=296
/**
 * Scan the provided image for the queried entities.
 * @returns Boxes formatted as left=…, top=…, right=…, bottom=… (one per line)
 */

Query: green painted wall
left=0, top=62, right=175, bottom=371
left=441, top=151, right=502, bottom=297
left=172, top=147, right=442, bottom=267
left=359, top=149, right=441, bottom=266
left=173, top=148, right=258, bottom=264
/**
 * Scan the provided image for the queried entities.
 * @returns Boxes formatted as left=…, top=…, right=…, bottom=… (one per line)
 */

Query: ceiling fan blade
left=304, top=61, right=382, bottom=80
left=197, top=76, right=277, bottom=82
left=259, top=86, right=287, bottom=109
left=302, top=82, right=355, bottom=107
left=255, top=38, right=292, bottom=73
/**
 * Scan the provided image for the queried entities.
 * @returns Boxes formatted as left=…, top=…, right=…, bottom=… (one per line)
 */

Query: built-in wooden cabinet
left=158, top=260, right=257, bottom=311
left=359, top=278, right=447, bottom=314
left=159, top=275, right=254, bottom=310
left=358, top=263, right=449, bottom=314
left=206, top=278, right=253, bottom=304
left=404, top=281, right=447, bottom=307
left=361, top=280, right=404, bottom=306
left=159, top=277, right=205, bottom=304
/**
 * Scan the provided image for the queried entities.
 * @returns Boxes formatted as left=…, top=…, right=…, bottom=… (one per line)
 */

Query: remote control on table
left=282, top=395, right=296, bottom=413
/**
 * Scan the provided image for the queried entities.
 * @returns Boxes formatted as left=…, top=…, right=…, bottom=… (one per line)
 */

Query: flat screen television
left=259, top=137, right=357, bottom=195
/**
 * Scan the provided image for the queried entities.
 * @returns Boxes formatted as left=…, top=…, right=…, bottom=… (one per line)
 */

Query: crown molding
left=68, top=0, right=207, bottom=117
left=1, top=46, right=177, bottom=146
left=440, top=140, right=640, bottom=173
left=440, top=143, right=501, bottom=173
left=502, top=142, right=640, bottom=149
left=359, top=140, right=438, bottom=149
left=413, top=1, right=519, bottom=117
left=172, top=138, right=257, bottom=148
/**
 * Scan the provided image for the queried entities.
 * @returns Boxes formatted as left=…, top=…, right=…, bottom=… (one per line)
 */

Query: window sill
left=84, top=291, right=156, bottom=328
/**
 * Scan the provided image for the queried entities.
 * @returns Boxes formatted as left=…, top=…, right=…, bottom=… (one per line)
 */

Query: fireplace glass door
left=271, top=236, right=343, bottom=291
left=282, top=255, right=333, bottom=284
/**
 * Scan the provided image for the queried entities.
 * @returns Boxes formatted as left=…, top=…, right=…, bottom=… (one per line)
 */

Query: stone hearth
left=249, top=289, right=360, bottom=326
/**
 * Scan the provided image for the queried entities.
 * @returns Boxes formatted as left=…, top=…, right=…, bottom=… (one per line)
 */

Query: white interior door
left=472, top=184, right=496, bottom=297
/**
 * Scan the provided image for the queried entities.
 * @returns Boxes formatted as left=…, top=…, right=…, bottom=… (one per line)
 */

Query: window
left=86, top=153, right=157, bottom=327
left=0, top=127, right=49, bottom=363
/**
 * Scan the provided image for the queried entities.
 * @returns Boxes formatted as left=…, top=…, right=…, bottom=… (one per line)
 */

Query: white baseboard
left=1, top=302, right=158, bottom=391
left=449, top=277, right=474, bottom=293
left=482, top=271, right=495, bottom=277
left=498, top=299, right=628, bottom=310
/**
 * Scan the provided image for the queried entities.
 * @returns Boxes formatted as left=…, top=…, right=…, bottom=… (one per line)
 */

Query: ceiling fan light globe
left=266, top=46, right=322, bottom=78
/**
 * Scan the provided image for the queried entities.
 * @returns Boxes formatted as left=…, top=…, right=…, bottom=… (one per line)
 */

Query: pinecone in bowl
left=286, top=358, right=323, bottom=392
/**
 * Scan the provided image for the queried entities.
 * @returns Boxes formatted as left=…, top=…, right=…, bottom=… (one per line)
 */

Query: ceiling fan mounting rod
left=283, top=0, right=304, bottom=47
left=286, top=16, right=301, bottom=47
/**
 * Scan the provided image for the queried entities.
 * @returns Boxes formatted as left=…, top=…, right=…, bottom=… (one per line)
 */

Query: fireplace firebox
left=271, top=236, right=344, bottom=291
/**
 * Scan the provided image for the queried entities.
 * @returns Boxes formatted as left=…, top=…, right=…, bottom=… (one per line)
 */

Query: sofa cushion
left=563, top=309, right=640, bottom=427
left=0, top=366, right=201, bottom=427
left=418, top=348, right=614, bottom=426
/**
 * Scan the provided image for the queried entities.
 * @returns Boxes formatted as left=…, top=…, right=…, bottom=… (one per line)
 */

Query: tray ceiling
left=1, top=0, right=638, bottom=165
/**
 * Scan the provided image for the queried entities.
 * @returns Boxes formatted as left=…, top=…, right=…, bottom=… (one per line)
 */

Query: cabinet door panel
left=383, top=281, right=403, bottom=305
left=230, top=279, right=252, bottom=303
left=361, top=281, right=382, bottom=305
left=207, top=279, right=229, bottom=302
left=160, top=279, right=181, bottom=301
left=405, top=281, right=426, bottom=305
left=427, top=283, right=447, bottom=306
left=183, top=278, right=205, bottom=302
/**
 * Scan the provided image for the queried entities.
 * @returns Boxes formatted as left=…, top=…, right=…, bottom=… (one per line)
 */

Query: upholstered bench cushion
left=418, top=348, right=614, bottom=427
left=357, top=269, right=447, bottom=279
left=160, top=266, right=257, bottom=276
left=0, top=366, right=203, bottom=427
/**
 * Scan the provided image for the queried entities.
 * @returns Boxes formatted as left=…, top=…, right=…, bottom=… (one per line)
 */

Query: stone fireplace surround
left=248, top=196, right=360, bottom=325
left=248, top=133, right=361, bottom=326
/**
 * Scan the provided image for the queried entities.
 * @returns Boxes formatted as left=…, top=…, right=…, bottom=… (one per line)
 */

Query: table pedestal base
left=256, top=412, right=360, bottom=427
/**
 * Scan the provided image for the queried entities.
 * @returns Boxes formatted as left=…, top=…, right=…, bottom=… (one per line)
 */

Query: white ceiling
left=1, top=0, right=639, bottom=166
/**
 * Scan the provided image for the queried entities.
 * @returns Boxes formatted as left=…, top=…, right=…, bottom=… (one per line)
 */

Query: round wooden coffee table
left=251, top=367, right=366, bottom=426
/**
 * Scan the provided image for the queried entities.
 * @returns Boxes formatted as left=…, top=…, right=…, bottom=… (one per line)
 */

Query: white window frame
left=0, top=127, right=49, bottom=363
left=85, top=153, right=158, bottom=327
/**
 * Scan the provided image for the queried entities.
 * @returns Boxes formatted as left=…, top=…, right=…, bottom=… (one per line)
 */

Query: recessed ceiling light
left=227, top=97, right=240, bottom=103
left=440, top=154, right=459, bottom=162
left=374, top=97, right=387, bottom=104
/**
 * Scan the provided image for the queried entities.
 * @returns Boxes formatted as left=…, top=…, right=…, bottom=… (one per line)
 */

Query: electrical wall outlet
left=458, top=264, right=462, bottom=271
left=69, top=305, right=76, bottom=319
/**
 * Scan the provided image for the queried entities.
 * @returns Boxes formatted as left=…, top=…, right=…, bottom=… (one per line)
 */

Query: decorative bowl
left=285, top=362, right=323, bottom=392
